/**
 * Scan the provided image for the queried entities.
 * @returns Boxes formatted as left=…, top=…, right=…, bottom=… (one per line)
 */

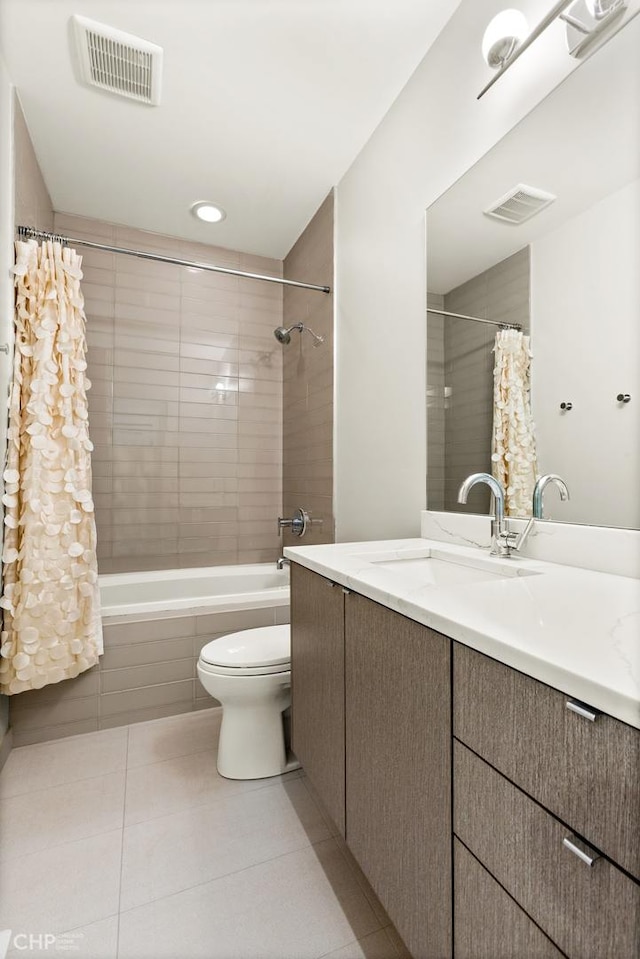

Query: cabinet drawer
left=454, top=741, right=640, bottom=959
left=454, top=838, right=563, bottom=959
left=453, top=642, right=640, bottom=879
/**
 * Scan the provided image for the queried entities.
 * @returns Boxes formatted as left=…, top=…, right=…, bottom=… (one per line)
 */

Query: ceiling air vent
left=72, top=15, right=163, bottom=105
left=484, top=184, right=556, bottom=225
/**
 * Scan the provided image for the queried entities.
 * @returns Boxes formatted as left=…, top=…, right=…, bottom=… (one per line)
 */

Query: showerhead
left=273, top=322, right=324, bottom=347
left=273, top=325, right=296, bottom=344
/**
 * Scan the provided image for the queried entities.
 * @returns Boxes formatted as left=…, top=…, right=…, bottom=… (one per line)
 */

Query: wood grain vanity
left=290, top=562, right=640, bottom=959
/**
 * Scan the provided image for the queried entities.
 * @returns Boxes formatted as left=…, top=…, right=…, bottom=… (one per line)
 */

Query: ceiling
left=0, top=0, right=460, bottom=259
left=427, top=11, right=640, bottom=293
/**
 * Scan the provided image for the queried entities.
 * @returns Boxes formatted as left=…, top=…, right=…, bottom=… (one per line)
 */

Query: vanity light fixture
left=561, top=0, right=627, bottom=57
left=478, top=1, right=574, bottom=98
left=478, top=0, right=627, bottom=98
left=482, top=9, right=529, bottom=68
left=190, top=201, right=226, bottom=223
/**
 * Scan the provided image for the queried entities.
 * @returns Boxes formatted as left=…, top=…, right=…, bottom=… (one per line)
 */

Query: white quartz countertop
left=284, top=538, right=640, bottom=730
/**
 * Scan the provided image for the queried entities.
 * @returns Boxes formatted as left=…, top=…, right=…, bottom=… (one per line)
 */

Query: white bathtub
left=99, top=563, right=290, bottom=620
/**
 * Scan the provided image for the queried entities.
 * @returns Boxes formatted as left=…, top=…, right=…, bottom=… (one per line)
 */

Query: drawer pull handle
left=563, top=837, right=600, bottom=867
left=566, top=699, right=599, bottom=722
left=342, top=588, right=351, bottom=596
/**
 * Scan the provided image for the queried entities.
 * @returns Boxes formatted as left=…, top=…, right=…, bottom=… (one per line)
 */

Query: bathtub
left=9, top=563, right=291, bottom=746
left=100, top=563, right=290, bottom=620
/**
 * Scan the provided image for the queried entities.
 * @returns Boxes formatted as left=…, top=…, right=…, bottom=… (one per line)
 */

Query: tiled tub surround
left=282, top=192, right=335, bottom=549
left=0, top=710, right=408, bottom=959
left=8, top=568, right=290, bottom=747
left=52, top=212, right=284, bottom=574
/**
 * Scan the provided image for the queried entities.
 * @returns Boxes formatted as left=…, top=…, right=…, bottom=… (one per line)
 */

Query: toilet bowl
left=197, top=624, right=298, bottom=780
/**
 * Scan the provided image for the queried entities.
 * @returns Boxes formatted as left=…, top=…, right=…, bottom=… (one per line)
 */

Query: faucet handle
left=277, top=508, right=310, bottom=537
left=500, top=517, right=535, bottom=554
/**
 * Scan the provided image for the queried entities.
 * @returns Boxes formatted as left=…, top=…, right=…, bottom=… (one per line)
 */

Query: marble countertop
left=284, top=538, right=640, bottom=730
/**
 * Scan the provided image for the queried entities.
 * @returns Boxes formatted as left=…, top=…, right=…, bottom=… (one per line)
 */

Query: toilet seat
left=199, top=624, right=290, bottom=677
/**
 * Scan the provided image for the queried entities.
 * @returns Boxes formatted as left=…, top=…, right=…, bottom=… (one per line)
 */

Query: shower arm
left=300, top=324, right=324, bottom=344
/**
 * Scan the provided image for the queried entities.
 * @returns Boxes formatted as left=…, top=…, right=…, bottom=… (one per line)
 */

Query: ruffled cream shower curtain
left=0, top=239, right=102, bottom=695
left=491, top=329, right=538, bottom=517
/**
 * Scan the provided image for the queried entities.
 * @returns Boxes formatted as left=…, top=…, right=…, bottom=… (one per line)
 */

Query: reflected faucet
left=458, top=472, right=534, bottom=558
left=533, top=474, right=570, bottom=519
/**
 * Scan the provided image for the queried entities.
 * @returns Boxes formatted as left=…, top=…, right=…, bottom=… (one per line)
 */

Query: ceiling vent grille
left=484, top=184, right=557, bottom=224
left=72, top=15, right=163, bottom=105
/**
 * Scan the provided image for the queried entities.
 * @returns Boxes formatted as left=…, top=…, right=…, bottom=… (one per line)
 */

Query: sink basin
left=353, top=547, right=538, bottom=588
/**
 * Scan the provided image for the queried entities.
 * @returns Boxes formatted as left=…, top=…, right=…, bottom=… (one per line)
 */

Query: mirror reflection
left=426, top=17, right=640, bottom=530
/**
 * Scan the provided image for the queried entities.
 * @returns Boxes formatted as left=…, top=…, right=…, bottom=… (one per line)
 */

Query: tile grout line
left=116, top=832, right=344, bottom=925
left=123, top=765, right=303, bottom=831
left=115, top=725, right=130, bottom=959
left=0, top=759, right=129, bottom=802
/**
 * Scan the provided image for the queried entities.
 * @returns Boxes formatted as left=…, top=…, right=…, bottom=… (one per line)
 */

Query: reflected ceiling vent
left=71, top=15, right=163, bottom=105
left=484, top=184, right=557, bottom=224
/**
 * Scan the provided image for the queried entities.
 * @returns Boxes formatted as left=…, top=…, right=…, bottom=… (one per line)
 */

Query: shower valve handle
left=277, top=508, right=310, bottom=537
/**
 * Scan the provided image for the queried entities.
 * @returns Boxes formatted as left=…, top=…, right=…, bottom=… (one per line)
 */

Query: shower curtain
left=0, top=239, right=102, bottom=695
left=491, top=329, right=538, bottom=517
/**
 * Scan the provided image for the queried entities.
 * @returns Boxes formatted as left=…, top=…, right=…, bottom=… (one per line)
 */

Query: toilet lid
left=200, top=624, right=290, bottom=669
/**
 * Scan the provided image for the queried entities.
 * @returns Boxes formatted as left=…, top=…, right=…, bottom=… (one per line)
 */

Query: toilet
left=197, top=624, right=298, bottom=780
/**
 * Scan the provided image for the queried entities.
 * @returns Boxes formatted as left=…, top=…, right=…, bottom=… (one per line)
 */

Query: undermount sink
left=353, top=547, right=539, bottom=588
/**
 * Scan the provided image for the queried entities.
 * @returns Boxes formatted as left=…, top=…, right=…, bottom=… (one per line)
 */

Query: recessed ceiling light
left=191, top=201, right=226, bottom=223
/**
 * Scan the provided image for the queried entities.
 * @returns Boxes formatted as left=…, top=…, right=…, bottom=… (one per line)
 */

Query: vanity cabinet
left=290, top=564, right=452, bottom=958
left=453, top=838, right=564, bottom=959
left=290, top=563, right=639, bottom=959
left=453, top=643, right=640, bottom=959
left=345, top=592, right=451, bottom=959
left=290, top=562, right=346, bottom=836
left=453, top=642, right=640, bottom=881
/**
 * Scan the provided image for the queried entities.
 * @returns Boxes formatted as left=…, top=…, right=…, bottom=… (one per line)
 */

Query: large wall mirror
left=426, top=15, right=639, bottom=530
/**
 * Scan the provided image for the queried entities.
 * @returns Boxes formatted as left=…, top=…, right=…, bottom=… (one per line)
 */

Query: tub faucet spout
left=276, top=557, right=290, bottom=570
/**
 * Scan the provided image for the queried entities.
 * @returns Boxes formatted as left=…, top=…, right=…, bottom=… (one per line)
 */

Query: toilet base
left=216, top=693, right=291, bottom=780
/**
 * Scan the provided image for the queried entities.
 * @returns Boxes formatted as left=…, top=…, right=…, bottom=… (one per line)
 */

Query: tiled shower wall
left=426, top=292, right=445, bottom=511
left=52, top=213, right=284, bottom=573
left=282, top=192, right=334, bottom=549
left=426, top=248, right=530, bottom=515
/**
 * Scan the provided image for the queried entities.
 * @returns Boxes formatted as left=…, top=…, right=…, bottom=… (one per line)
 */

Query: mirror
left=426, top=15, right=640, bottom=530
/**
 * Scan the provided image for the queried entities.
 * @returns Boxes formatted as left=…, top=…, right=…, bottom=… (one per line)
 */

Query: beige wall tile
left=194, top=607, right=277, bottom=636
left=100, top=659, right=194, bottom=694
left=100, top=680, right=194, bottom=717
left=99, top=702, right=193, bottom=730
left=9, top=669, right=99, bottom=707
left=104, top=616, right=196, bottom=646
left=11, top=719, right=100, bottom=748
left=10, top=695, right=99, bottom=731
left=101, top=636, right=194, bottom=671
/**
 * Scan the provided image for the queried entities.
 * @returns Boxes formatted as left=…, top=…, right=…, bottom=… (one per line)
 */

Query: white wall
left=333, top=0, right=637, bottom=542
left=531, top=179, right=640, bottom=529
left=0, top=52, right=14, bottom=745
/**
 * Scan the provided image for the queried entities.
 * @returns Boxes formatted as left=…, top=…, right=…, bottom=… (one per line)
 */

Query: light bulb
left=190, top=202, right=226, bottom=223
left=482, top=9, right=529, bottom=68
left=584, top=0, right=618, bottom=18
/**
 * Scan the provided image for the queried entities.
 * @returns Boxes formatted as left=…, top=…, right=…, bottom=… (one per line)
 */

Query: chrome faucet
left=533, top=474, right=570, bottom=519
left=276, top=557, right=290, bottom=570
left=457, top=472, right=534, bottom=558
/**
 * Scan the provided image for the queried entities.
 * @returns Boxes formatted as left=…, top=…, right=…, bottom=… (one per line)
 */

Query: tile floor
left=0, top=709, right=407, bottom=959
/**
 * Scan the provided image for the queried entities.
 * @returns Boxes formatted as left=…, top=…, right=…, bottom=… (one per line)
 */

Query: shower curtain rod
left=16, top=226, right=331, bottom=294
left=427, top=307, right=521, bottom=331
